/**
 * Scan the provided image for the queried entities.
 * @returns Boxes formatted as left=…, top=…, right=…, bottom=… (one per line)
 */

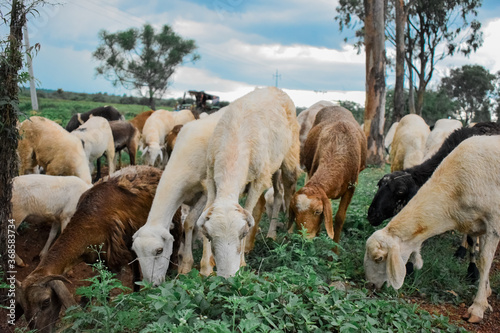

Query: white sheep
left=141, top=109, right=195, bottom=168
left=364, top=135, right=500, bottom=323
left=132, top=108, right=228, bottom=286
left=297, top=100, right=335, bottom=153
left=70, top=116, right=116, bottom=180
left=423, top=118, right=463, bottom=160
left=18, top=116, right=92, bottom=184
left=389, top=114, right=430, bottom=172
left=196, top=87, right=301, bottom=278
left=10, top=174, right=91, bottom=267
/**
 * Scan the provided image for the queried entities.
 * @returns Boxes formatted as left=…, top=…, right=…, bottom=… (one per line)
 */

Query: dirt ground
left=2, top=217, right=500, bottom=332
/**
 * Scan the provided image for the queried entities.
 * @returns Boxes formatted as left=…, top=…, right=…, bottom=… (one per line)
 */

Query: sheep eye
left=41, top=298, right=50, bottom=310
left=155, top=248, right=163, bottom=256
left=314, top=210, right=322, bottom=216
left=374, top=256, right=383, bottom=263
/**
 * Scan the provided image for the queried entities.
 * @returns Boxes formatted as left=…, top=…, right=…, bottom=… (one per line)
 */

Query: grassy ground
left=55, top=165, right=494, bottom=332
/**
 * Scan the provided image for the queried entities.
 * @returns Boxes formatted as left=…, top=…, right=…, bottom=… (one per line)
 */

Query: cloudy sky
left=5, top=0, right=500, bottom=107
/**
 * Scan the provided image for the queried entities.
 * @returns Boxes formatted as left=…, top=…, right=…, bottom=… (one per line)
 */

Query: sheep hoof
left=16, top=262, right=28, bottom=268
left=467, top=315, right=483, bottom=324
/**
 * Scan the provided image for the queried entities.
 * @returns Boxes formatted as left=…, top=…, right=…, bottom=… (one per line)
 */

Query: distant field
left=18, top=96, right=173, bottom=126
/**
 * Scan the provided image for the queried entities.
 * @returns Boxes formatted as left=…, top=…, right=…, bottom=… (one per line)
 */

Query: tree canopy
left=335, top=0, right=483, bottom=116
left=93, top=23, right=199, bottom=110
left=440, top=64, right=498, bottom=124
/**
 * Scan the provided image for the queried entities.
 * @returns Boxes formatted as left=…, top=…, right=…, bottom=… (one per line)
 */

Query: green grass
left=57, top=164, right=493, bottom=332
left=18, top=96, right=173, bottom=126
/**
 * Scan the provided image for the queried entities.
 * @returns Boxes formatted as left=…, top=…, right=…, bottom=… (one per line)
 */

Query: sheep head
left=142, top=143, right=163, bottom=168
left=289, top=185, right=333, bottom=239
left=132, top=225, right=174, bottom=287
left=18, top=275, right=75, bottom=333
left=197, top=201, right=254, bottom=278
left=367, top=171, right=418, bottom=226
left=364, top=230, right=406, bottom=290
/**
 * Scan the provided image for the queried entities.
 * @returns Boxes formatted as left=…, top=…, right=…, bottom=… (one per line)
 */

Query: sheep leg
left=200, top=235, right=214, bottom=276
left=267, top=171, right=284, bottom=239
left=332, top=187, right=355, bottom=254
left=245, top=193, right=266, bottom=253
left=242, top=181, right=266, bottom=266
left=463, top=233, right=498, bottom=323
left=466, top=236, right=480, bottom=283
left=94, top=156, right=102, bottom=182
left=39, top=219, right=60, bottom=259
left=178, top=194, right=207, bottom=274
left=117, top=150, right=122, bottom=169
left=454, top=234, right=469, bottom=258
left=107, top=141, right=116, bottom=175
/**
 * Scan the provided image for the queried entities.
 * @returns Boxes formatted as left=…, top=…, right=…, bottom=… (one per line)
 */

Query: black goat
left=66, top=105, right=124, bottom=132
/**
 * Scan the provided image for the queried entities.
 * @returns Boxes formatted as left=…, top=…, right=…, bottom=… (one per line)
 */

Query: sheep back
left=389, top=114, right=429, bottom=171
left=18, top=116, right=91, bottom=184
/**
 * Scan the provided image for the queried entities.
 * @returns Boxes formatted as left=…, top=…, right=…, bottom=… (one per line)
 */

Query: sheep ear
left=48, top=280, right=76, bottom=309
left=238, top=206, right=255, bottom=239
left=386, top=243, right=406, bottom=289
left=318, top=188, right=334, bottom=240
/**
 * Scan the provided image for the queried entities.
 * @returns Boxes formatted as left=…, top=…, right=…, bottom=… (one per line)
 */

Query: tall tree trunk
left=0, top=0, right=25, bottom=285
left=364, top=0, right=386, bottom=167
left=393, top=0, right=406, bottom=123
left=148, top=87, right=156, bottom=110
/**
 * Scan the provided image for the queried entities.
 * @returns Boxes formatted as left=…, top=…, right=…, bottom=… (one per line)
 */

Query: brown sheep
left=16, top=165, right=182, bottom=333
left=289, top=106, right=367, bottom=253
left=129, top=110, right=154, bottom=134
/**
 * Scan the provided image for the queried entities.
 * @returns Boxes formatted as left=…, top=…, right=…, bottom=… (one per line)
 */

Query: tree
left=440, top=64, right=498, bottom=124
left=93, top=24, right=199, bottom=110
left=364, top=0, right=386, bottom=166
left=336, top=0, right=483, bottom=116
left=0, top=0, right=45, bottom=284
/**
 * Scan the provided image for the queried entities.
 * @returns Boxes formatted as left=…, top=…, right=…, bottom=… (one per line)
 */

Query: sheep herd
left=9, top=88, right=500, bottom=331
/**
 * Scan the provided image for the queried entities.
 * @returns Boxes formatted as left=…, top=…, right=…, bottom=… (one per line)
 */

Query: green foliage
left=440, top=64, right=499, bottom=124
left=58, top=165, right=490, bottom=332
left=93, top=23, right=199, bottom=109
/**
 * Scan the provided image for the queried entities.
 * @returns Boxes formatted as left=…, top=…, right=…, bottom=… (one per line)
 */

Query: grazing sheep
left=70, top=116, right=115, bottom=181
left=389, top=114, right=430, bottom=172
left=196, top=87, right=301, bottom=278
left=133, top=109, right=229, bottom=285
left=289, top=106, right=366, bottom=252
left=18, top=116, right=92, bottom=185
left=368, top=122, right=500, bottom=278
left=423, top=118, right=462, bottom=160
left=129, top=110, right=154, bottom=134
left=141, top=109, right=195, bottom=168
left=297, top=100, right=335, bottom=153
left=109, top=120, right=140, bottom=168
left=364, top=135, right=500, bottom=323
left=65, top=105, right=124, bottom=132
left=16, top=165, right=182, bottom=333
left=10, top=175, right=91, bottom=267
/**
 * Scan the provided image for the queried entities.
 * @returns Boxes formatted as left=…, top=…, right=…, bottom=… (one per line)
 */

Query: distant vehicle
left=176, top=90, right=220, bottom=117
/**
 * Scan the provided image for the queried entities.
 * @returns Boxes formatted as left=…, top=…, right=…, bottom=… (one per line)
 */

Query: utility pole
left=273, top=69, right=281, bottom=87
left=23, top=23, right=38, bottom=111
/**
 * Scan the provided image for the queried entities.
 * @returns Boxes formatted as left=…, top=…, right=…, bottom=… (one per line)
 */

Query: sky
left=3, top=0, right=500, bottom=108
